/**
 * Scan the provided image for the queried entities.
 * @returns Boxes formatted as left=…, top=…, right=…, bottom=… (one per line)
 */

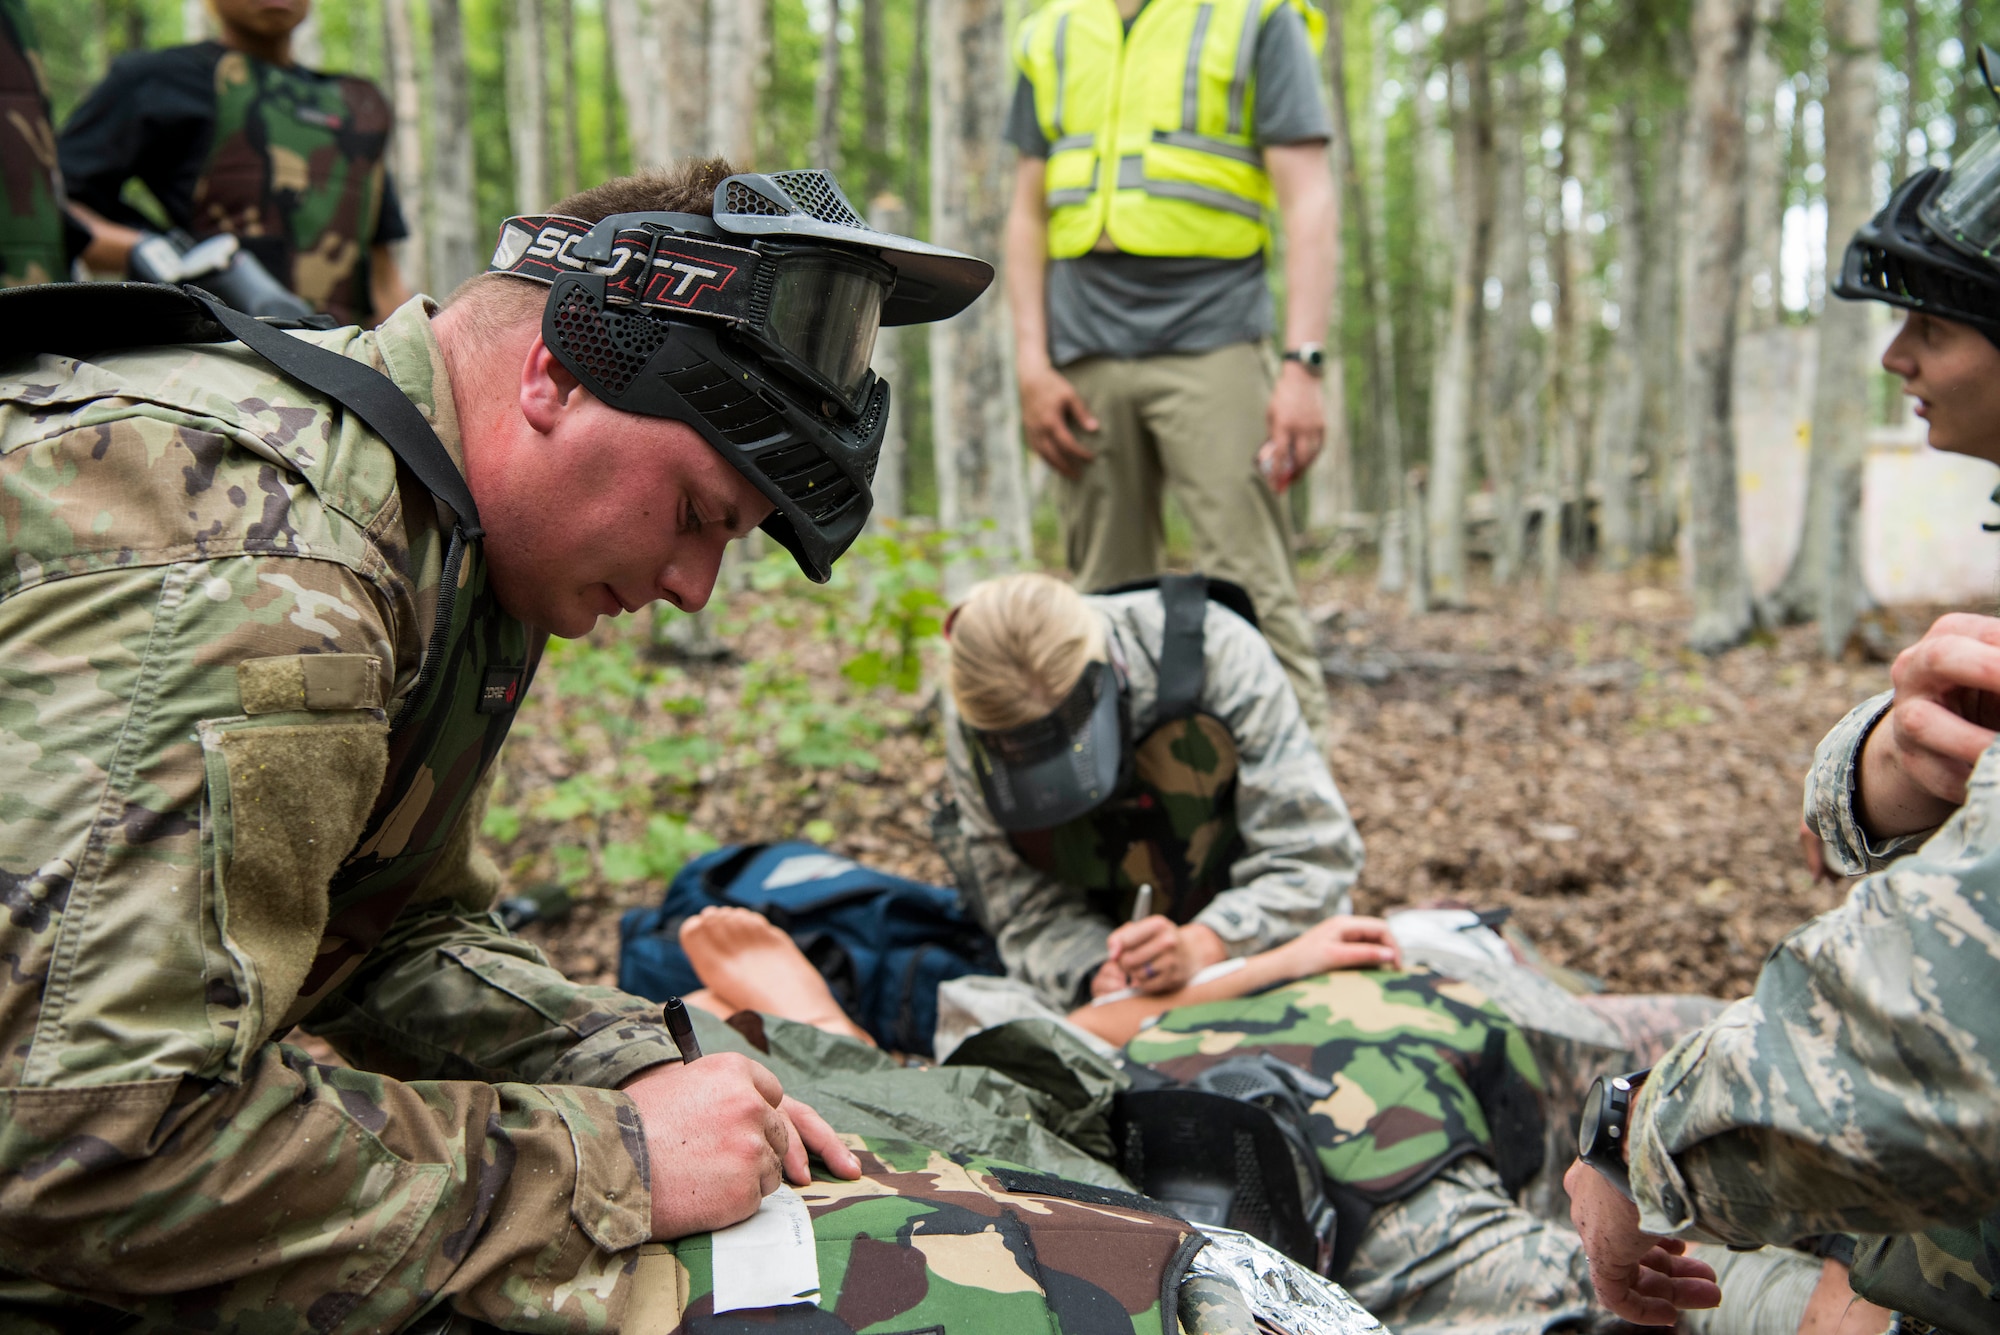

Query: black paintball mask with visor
left=486, top=170, right=993, bottom=582
left=962, top=658, right=1130, bottom=832
left=1835, top=44, right=2000, bottom=347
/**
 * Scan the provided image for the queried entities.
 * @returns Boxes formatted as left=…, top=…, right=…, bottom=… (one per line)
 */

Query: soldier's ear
left=519, top=336, right=584, bottom=434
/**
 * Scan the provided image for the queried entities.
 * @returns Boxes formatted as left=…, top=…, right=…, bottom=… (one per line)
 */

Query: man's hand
left=1020, top=362, right=1099, bottom=479
left=621, top=1054, right=861, bottom=1240
left=1564, top=1158, right=1720, bottom=1325
left=1106, top=918, right=1228, bottom=995
left=1259, top=361, right=1324, bottom=494
left=1858, top=612, right=2000, bottom=838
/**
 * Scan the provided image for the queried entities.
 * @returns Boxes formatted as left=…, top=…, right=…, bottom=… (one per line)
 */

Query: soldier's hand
left=1564, top=1158, right=1719, bottom=1325
left=1020, top=364, right=1099, bottom=479
left=621, top=1054, right=859, bottom=1240
left=1861, top=612, right=2000, bottom=838
left=1109, top=918, right=1227, bottom=994
left=1090, top=958, right=1132, bottom=997
left=1261, top=362, right=1325, bottom=495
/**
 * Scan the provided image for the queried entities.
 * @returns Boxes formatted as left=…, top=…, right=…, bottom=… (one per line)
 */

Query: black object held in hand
left=664, top=997, right=703, bottom=1063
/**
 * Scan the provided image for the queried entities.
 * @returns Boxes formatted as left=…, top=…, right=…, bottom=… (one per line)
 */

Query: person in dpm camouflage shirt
left=940, top=570, right=1371, bottom=1012
left=1567, top=56, right=2000, bottom=1335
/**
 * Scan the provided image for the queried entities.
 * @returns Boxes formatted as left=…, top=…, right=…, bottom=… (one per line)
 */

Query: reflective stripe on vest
left=1016, top=0, right=1325, bottom=260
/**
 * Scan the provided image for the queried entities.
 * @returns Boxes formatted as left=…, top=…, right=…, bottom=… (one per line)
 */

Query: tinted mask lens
left=763, top=252, right=890, bottom=405
left=1924, top=126, right=2000, bottom=265
left=965, top=660, right=1125, bottom=831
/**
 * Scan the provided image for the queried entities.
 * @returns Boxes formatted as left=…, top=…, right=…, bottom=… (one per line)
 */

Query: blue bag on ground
left=618, top=842, right=1002, bottom=1055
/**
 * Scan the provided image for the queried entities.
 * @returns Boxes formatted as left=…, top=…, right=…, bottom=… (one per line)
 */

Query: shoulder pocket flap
left=239, top=653, right=384, bottom=715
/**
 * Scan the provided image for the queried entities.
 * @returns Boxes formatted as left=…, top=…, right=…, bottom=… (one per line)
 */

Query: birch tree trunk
left=929, top=0, right=1029, bottom=589
left=508, top=0, right=549, bottom=212
left=1682, top=0, right=1759, bottom=654
left=1363, top=12, right=1408, bottom=593
left=1770, top=0, right=1879, bottom=647
left=665, top=0, right=710, bottom=160
left=866, top=196, right=909, bottom=527
left=607, top=0, right=668, bottom=168
left=1638, top=96, right=1687, bottom=556
left=558, top=0, right=580, bottom=198
left=813, top=1, right=845, bottom=171
left=1426, top=0, right=1494, bottom=608
left=1482, top=0, right=1532, bottom=587
left=1893, top=0, right=1922, bottom=185
left=905, top=0, right=929, bottom=203
left=1737, top=0, right=1783, bottom=331
left=381, top=0, right=428, bottom=293
left=427, top=0, right=481, bottom=293
left=1594, top=105, right=1645, bottom=571
left=1311, top=0, right=1354, bottom=533
left=861, top=0, right=891, bottom=195
left=181, top=0, right=208, bottom=40
left=707, top=0, right=766, bottom=167
left=1542, top=2, right=1588, bottom=610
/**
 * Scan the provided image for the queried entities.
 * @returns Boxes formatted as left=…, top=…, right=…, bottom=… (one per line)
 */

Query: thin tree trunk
left=182, top=0, right=207, bottom=40
left=1958, top=0, right=1984, bottom=153
left=1892, top=0, right=1921, bottom=188
left=602, top=5, right=622, bottom=173
left=607, top=0, right=667, bottom=168
left=665, top=0, right=710, bottom=160
left=1312, top=0, right=1355, bottom=533
left=1363, top=10, right=1408, bottom=593
left=1682, top=0, right=1760, bottom=654
left=905, top=0, right=929, bottom=206
left=867, top=195, right=910, bottom=527
left=1770, top=0, right=1879, bottom=645
left=1543, top=0, right=1588, bottom=610
left=1639, top=93, right=1687, bottom=556
left=292, top=10, right=322, bottom=66
left=558, top=0, right=580, bottom=198
left=427, top=0, right=481, bottom=293
left=813, top=0, right=845, bottom=171
left=1595, top=105, right=1645, bottom=571
left=1427, top=0, right=1495, bottom=608
left=707, top=0, right=766, bottom=167
left=929, top=0, right=1029, bottom=590
left=862, top=0, right=890, bottom=196
left=1483, top=0, right=1532, bottom=587
left=1737, top=0, right=1783, bottom=331
left=381, top=0, right=428, bottom=293
left=508, top=0, right=549, bottom=212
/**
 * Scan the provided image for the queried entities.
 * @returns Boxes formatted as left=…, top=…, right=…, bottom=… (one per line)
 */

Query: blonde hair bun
left=947, top=572, right=1107, bottom=732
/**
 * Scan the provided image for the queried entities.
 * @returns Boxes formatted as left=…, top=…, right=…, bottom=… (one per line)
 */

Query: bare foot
left=679, top=907, right=878, bottom=1047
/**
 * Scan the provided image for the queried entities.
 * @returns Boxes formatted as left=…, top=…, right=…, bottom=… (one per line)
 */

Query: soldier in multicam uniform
left=58, top=0, right=411, bottom=326
left=940, top=570, right=1371, bottom=1009
left=1566, top=53, right=2000, bottom=1335
left=0, top=0, right=90, bottom=285
left=0, top=161, right=1008, bottom=1331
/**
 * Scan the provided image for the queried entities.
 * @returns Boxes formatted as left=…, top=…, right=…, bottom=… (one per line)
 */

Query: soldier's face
left=468, top=341, right=773, bottom=637
left=210, top=0, right=310, bottom=39
left=1881, top=311, right=2000, bottom=465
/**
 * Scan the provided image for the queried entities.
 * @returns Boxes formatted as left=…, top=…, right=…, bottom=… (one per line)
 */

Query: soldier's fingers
left=782, top=1096, right=860, bottom=1182
left=1060, top=384, right=1101, bottom=434
left=1900, top=633, right=2000, bottom=699
left=1923, top=611, right=2000, bottom=647
left=1893, top=697, right=1995, bottom=772
left=1325, top=943, right=1400, bottom=972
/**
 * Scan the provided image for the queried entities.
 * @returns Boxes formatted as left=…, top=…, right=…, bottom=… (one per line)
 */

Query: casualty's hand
left=1858, top=612, right=2000, bottom=838
left=1020, top=363, right=1099, bottom=479
left=621, top=1054, right=861, bottom=1239
left=1564, top=1158, right=1720, bottom=1325
left=1276, top=915, right=1402, bottom=978
left=1090, top=957, right=1131, bottom=997
left=1107, top=917, right=1228, bottom=995
left=1259, top=362, right=1324, bottom=494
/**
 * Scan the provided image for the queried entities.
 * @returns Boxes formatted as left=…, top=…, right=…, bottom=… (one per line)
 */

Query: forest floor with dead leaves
left=498, top=551, right=1931, bottom=1004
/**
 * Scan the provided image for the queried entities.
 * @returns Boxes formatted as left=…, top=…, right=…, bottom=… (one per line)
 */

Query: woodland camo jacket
left=1625, top=690, right=2000, bottom=1245
left=944, top=590, right=1365, bottom=1008
left=0, top=299, right=685, bottom=1332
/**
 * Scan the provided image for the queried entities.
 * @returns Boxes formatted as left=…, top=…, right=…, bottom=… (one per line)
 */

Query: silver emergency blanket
left=1180, top=1226, right=1390, bottom=1335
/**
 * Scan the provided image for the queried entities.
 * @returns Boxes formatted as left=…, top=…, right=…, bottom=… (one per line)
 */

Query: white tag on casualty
left=710, top=1184, right=822, bottom=1313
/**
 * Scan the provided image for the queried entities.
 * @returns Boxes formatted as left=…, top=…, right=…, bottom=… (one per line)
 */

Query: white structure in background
left=1731, top=315, right=2000, bottom=607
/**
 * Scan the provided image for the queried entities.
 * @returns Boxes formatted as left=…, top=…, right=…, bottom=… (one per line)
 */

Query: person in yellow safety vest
left=1004, top=0, right=1337, bottom=745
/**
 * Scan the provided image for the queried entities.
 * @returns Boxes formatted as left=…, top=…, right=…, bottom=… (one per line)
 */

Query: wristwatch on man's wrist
left=1577, top=1068, right=1650, bottom=1202
left=1282, top=343, right=1327, bottom=376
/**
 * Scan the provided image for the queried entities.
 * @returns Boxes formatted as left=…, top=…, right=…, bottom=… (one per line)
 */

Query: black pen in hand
left=663, top=996, right=703, bottom=1063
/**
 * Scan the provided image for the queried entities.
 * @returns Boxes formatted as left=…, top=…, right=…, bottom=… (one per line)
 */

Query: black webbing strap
left=190, top=292, right=483, bottom=536
left=1154, top=572, right=1208, bottom=721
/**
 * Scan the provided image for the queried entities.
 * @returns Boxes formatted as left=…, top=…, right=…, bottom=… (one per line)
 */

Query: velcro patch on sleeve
left=238, top=653, right=385, bottom=715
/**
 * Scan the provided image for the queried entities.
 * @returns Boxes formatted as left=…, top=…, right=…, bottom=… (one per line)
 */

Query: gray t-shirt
left=1008, top=3, right=1331, bottom=366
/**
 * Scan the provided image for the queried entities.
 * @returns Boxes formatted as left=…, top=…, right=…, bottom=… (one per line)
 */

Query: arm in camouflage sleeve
left=944, top=717, right=1116, bottom=1007
left=0, top=555, right=652, bottom=1332
left=1188, top=606, right=1363, bottom=954
left=1802, top=690, right=1932, bottom=876
left=1626, top=736, right=2000, bottom=1246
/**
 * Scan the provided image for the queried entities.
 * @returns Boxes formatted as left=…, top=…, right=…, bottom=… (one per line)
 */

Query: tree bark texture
left=426, top=0, right=481, bottom=293
left=1638, top=93, right=1687, bottom=556
left=928, top=0, right=1029, bottom=587
left=1770, top=0, right=1879, bottom=647
left=1364, top=11, right=1407, bottom=593
left=1893, top=0, right=1921, bottom=192
left=813, top=0, right=845, bottom=171
left=1426, top=0, right=1494, bottom=608
left=1594, top=105, right=1645, bottom=571
left=1542, top=2, right=1589, bottom=611
left=1681, top=0, right=1759, bottom=654
left=558, top=0, right=581, bottom=198
left=381, top=0, right=429, bottom=293
left=1736, top=0, right=1783, bottom=332
left=1311, top=0, right=1354, bottom=532
left=1481, top=0, right=1532, bottom=586
left=508, top=0, right=549, bottom=212
left=707, top=0, right=767, bottom=167
left=607, top=0, right=668, bottom=168
left=861, top=0, right=891, bottom=195
left=665, top=0, right=710, bottom=160
left=866, top=195, right=910, bottom=526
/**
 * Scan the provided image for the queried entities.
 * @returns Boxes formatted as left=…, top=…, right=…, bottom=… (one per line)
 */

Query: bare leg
left=678, top=907, right=878, bottom=1047
left=683, top=988, right=735, bottom=1020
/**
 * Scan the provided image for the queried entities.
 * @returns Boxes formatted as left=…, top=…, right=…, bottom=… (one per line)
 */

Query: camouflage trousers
left=1343, top=1158, right=1593, bottom=1335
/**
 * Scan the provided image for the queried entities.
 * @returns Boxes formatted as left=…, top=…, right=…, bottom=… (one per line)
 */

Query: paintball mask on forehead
left=962, top=659, right=1128, bottom=832
left=486, top=170, right=993, bottom=582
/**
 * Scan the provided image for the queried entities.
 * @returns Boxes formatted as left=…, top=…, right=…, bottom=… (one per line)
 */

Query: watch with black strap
left=1282, top=342, right=1326, bottom=376
left=1577, top=1068, right=1650, bottom=1202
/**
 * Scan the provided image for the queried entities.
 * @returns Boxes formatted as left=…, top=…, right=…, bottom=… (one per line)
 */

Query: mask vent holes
left=768, top=170, right=868, bottom=230
left=552, top=288, right=669, bottom=395
left=1227, top=1130, right=1273, bottom=1240
left=723, top=181, right=790, bottom=218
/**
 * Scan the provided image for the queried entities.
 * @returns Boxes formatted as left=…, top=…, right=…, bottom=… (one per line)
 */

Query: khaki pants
left=1058, top=343, right=1331, bottom=740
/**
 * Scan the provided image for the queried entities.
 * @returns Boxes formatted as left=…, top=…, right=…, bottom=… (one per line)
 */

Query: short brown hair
left=444, top=157, right=737, bottom=328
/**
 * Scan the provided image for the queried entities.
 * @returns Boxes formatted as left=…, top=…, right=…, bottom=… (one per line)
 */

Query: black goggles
left=962, top=660, right=1126, bottom=832
left=491, top=212, right=893, bottom=415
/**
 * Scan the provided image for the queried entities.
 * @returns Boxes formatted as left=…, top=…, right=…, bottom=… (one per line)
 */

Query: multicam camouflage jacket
left=1628, top=693, right=2000, bottom=1287
left=0, top=0, right=64, bottom=286
left=0, top=299, right=686, bottom=1333
left=943, top=589, right=1365, bottom=1008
